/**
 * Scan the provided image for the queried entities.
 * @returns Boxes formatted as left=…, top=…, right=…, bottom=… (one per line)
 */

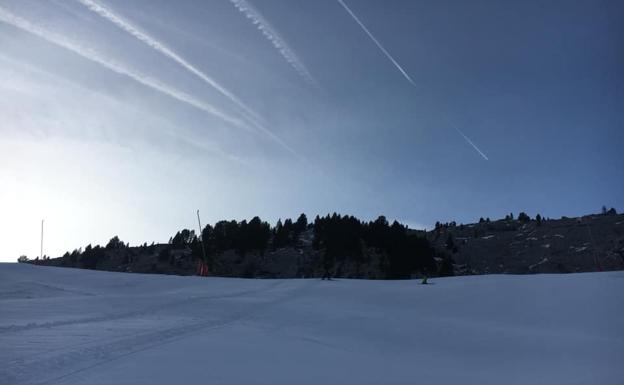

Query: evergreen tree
left=106, top=236, right=124, bottom=249
left=272, top=219, right=287, bottom=248
left=438, top=255, right=455, bottom=277
left=158, top=248, right=170, bottom=262
left=295, top=213, right=308, bottom=233
left=81, top=244, right=105, bottom=269
left=518, top=212, right=531, bottom=222
left=445, top=234, right=457, bottom=253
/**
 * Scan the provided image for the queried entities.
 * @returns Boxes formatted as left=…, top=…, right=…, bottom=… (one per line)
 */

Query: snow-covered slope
left=1, top=263, right=622, bottom=385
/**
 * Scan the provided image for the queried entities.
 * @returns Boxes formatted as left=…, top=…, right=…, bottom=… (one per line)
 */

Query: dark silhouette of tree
left=438, top=254, right=455, bottom=277
left=272, top=219, right=286, bottom=248
left=81, top=244, right=105, bottom=269
left=445, top=234, right=457, bottom=253
left=213, top=220, right=239, bottom=252
left=171, top=229, right=196, bottom=248
left=195, top=217, right=272, bottom=256
left=52, top=213, right=445, bottom=280
left=518, top=212, right=531, bottom=222
left=311, top=214, right=436, bottom=279
left=200, top=224, right=213, bottom=258
left=294, top=213, right=308, bottom=234
left=236, top=216, right=271, bottom=255
left=69, top=250, right=79, bottom=266
left=315, top=213, right=363, bottom=261
left=158, top=248, right=170, bottom=262
left=106, top=236, right=125, bottom=249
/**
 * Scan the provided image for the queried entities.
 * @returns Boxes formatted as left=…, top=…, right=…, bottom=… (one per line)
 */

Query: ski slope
left=1, top=263, right=622, bottom=385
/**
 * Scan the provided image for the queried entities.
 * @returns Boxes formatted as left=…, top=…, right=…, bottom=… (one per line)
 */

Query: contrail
left=229, top=0, right=318, bottom=88
left=337, top=0, right=416, bottom=86
left=73, top=0, right=301, bottom=156
left=454, top=126, right=489, bottom=161
left=336, top=0, right=488, bottom=160
left=0, top=7, right=301, bottom=157
left=75, top=0, right=264, bottom=125
left=0, top=6, right=245, bottom=129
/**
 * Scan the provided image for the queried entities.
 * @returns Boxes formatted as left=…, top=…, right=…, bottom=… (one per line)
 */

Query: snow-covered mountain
left=1, top=263, right=622, bottom=384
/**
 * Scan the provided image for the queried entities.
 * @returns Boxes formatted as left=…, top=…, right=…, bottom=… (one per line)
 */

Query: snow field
left=1, top=263, right=623, bottom=384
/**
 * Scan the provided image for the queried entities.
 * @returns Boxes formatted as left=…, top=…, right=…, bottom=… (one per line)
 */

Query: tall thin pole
left=40, top=219, right=44, bottom=259
left=196, top=210, right=207, bottom=263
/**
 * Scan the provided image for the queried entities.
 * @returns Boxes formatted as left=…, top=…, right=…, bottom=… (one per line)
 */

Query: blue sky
left=1, top=0, right=622, bottom=261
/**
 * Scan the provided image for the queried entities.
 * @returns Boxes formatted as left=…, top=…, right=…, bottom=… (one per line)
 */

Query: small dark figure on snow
left=421, top=268, right=429, bottom=285
left=321, top=251, right=334, bottom=280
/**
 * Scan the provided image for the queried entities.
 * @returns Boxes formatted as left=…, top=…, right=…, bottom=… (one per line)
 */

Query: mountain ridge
left=25, top=210, right=624, bottom=278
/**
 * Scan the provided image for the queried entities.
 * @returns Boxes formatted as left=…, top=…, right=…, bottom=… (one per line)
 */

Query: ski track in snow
left=2, top=275, right=314, bottom=385
left=1, top=264, right=623, bottom=385
left=0, top=280, right=285, bottom=334
left=16, top=286, right=306, bottom=385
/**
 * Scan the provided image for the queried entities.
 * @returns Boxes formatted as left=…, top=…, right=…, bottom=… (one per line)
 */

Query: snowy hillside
left=1, top=263, right=623, bottom=385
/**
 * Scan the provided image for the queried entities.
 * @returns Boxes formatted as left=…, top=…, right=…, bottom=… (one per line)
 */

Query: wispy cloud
left=75, top=0, right=265, bottom=125
left=454, top=126, right=489, bottom=161
left=0, top=6, right=246, bottom=129
left=337, top=0, right=415, bottom=86
left=73, top=0, right=299, bottom=157
left=0, top=52, right=251, bottom=165
left=229, top=0, right=318, bottom=88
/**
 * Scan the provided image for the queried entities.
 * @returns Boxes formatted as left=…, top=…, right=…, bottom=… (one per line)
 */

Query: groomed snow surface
left=1, top=264, right=622, bottom=385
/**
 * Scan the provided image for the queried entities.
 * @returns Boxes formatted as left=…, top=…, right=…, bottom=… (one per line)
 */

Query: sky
left=1, top=0, right=622, bottom=261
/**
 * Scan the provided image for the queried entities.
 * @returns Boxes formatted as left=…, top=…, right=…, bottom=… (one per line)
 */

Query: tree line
left=167, top=212, right=443, bottom=279
left=313, top=214, right=441, bottom=279
left=26, top=213, right=448, bottom=279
